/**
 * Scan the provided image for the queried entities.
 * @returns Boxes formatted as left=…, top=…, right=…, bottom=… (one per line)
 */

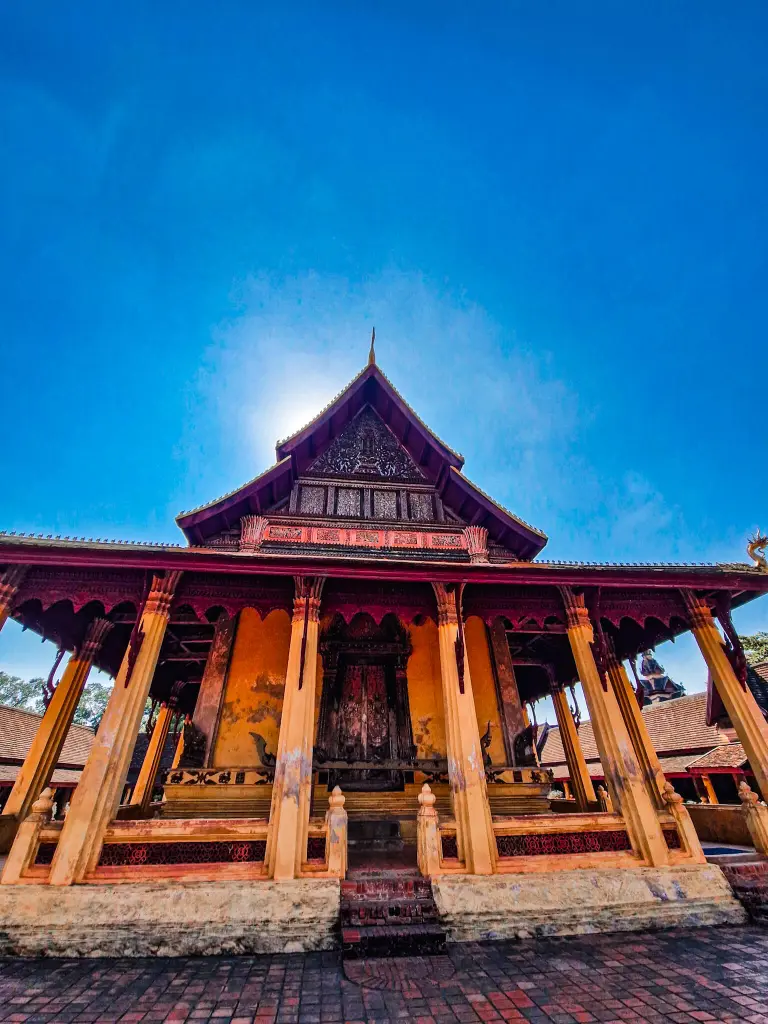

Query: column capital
left=431, top=582, right=463, bottom=626
left=292, top=576, right=325, bottom=623
left=240, top=514, right=268, bottom=553
left=463, top=526, right=489, bottom=564
left=145, top=571, right=183, bottom=619
left=78, top=618, right=113, bottom=663
left=680, top=589, right=713, bottom=630
left=0, top=565, right=28, bottom=608
left=558, top=586, right=593, bottom=637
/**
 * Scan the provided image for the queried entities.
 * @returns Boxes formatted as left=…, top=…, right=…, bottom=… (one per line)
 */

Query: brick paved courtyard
left=2, top=927, right=768, bottom=1024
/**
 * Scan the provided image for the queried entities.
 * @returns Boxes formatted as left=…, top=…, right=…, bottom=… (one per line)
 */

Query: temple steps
left=340, top=877, right=447, bottom=958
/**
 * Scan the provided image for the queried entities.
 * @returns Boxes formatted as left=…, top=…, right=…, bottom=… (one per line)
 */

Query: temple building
left=0, top=346, right=767, bottom=954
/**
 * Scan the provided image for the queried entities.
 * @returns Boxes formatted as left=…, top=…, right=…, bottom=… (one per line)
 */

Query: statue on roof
left=638, top=649, right=685, bottom=705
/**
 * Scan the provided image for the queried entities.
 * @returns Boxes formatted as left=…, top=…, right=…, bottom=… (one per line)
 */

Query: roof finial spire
left=368, top=326, right=376, bottom=366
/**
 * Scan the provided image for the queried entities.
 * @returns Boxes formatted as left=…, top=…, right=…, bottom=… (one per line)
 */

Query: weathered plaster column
left=605, top=642, right=668, bottom=809
left=550, top=684, right=596, bottom=811
left=559, top=587, right=669, bottom=866
left=130, top=703, right=174, bottom=814
left=266, top=576, right=325, bottom=881
left=0, top=565, right=27, bottom=634
left=48, top=571, right=181, bottom=885
left=683, top=590, right=768, bottom=802
left=488, top=618, right=528, bottom=764
left=192, top=614, right=237, bottom=765
left=0, top=618, right=112, bottom=850
left=432, top=583, right=496, bottom=875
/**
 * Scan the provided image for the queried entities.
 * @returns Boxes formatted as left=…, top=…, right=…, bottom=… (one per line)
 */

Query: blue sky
left=1, top=3, right=767, bottom=705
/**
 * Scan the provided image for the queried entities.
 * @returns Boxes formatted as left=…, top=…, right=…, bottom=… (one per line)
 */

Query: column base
left=432, top=863, right=746, bottom=941
left=0, top=878, right=340, bottom=956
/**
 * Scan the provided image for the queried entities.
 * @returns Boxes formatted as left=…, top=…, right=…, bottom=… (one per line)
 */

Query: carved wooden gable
left=306, top=406, right=425, bottom=483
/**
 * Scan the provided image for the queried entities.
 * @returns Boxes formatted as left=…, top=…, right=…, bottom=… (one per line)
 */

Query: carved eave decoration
left=175, top=362, right=548, bottom=560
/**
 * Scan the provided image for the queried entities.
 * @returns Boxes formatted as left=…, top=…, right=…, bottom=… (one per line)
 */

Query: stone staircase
left=340, top=876, right=447, bottom=958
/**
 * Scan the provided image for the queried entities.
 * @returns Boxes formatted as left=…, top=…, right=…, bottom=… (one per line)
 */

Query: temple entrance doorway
left=316, top=614, right=415, bottom=793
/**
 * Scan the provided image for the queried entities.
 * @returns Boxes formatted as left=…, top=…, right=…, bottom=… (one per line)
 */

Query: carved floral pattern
left=496, top=829, right=632, bottom=857
left=306, top=406, right=425, bottom=482
left=98, top=840, right=267, bottom=867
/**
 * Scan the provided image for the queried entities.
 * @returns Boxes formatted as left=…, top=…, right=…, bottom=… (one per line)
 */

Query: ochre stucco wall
left=465, top=616, right=506, bottom=765
left=407, top=619, right=446, bottom=759
left=213, top=608, right=291, bottom=767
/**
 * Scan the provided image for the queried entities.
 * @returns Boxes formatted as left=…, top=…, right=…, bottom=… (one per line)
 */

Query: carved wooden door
left=337, top=662, right=390, bottom=761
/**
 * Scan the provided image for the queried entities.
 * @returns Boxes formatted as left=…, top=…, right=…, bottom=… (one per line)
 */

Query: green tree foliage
left=0, top=669, right=111, bottom=731
left=0, top=669, right=154, bottom=734
left=739, top=632, right=768, bottom=666
left=0, top=671, right=46, bottom=714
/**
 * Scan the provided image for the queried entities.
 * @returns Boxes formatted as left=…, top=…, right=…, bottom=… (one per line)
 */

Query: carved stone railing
left=492, top=811, right=637, bottom=867
left=163, top=766, right=274, bottom=786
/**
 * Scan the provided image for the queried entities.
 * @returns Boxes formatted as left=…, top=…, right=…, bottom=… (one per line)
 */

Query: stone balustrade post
left=739, top=780, right=768, bottom=856
left=417, top=783, right=443, bottom=878
left=325, top=786, right=348, bottom=879
left=662, top=782, right=706, bottom=863
left=1, top=788, right=54, bottom=885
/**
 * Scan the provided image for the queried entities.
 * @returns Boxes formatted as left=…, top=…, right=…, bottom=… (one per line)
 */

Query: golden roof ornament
left=747, top=529, right=768, bottom=571
left=368, top=326, right=376, bottom=366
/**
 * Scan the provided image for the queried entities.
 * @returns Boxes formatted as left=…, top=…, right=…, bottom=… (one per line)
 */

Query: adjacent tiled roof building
left=540, top=692, right=738, bottom=782
left=0, top=704, right=94, bottom=787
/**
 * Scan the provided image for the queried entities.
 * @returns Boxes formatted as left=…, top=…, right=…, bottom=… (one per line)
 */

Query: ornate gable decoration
left=305, top=406, right=425, bottom=483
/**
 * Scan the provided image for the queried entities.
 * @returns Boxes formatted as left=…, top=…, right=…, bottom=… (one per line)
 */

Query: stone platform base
left=432, top=864, right=746, bottom=942
left=0, top=879, right=340, bottom=957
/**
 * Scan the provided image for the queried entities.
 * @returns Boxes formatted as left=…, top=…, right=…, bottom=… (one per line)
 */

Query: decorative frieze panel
left=15, top=568, right=145, bottom=615
left=259, top=521, right=469, bottom=556
left=373, top=490, right=398, bottom=520
left=299, top=487, right=326, bottom=515
left=336, top=488, right=361, bottom=517
left=163, top=767, right=273, bottom=786
left=99, top=840, right=267, bottom=867
left=496, top=829, right=632, bottom=857
left=409, top=492, right=434, bottom=522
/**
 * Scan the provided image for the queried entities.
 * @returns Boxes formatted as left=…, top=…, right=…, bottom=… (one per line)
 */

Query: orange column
left=605, top=642, right=668, bottom=809
left=1, top=618, right=112, bottom=841
left=266, top=577, right=325, bottom=881
left=432, top=583, right=496, bottom=875
left=0, top=565, right=27, bottom=633
left=488, top=618, right=528, bottom=764
left=48, top=571, right=181, bottom=885
left=683, top=590, right=768, bottom=803
left=192, top=614, right=236, bottom=765
left=129, top=703, right=175, bottom=814
left=550, top=685, right=596, bottom=810
left=560, top=587, right=669, bottom=866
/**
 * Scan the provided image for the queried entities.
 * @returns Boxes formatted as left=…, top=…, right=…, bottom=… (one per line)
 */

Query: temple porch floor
left=2, top=927, right=768, bottom=1024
